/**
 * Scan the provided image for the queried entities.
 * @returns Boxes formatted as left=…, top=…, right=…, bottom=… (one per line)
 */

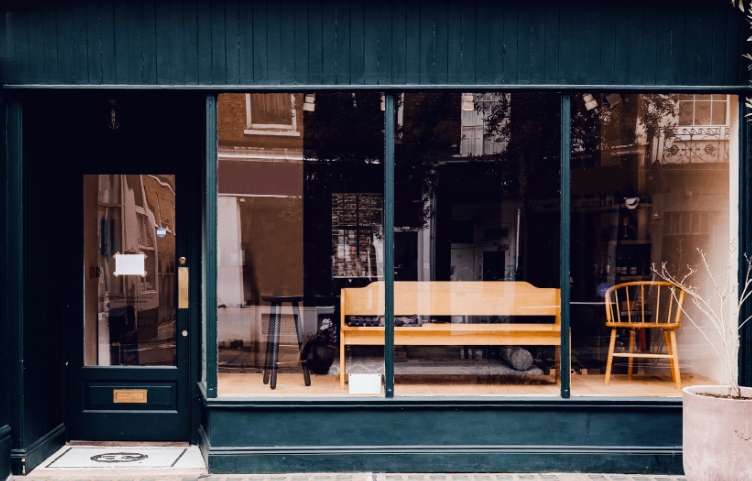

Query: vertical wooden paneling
left=724, top=3, right=744, bottom=85
left=350, top=0, right=365, bottom=85
left=653, top=1, right=673, bottom=85
left=238, top=0, right=254, bottom=84
left=445, top=0, right=463, bottom=84
left=25, top=6, right=46, bottom=84
left=141, top=0, right=158, bottom=84
left=709, top=3, right=729, bottom=86
left=99, top=0, right=117, bottom=84
left=182, top=0, right=200, bottom=84
left=669, top=0, right=688, bottom=86
left=126, top=0, right=144, bottom=83
left=489, top=1, right=505, bottom=84
left=557, top=0, right=573, bottom=85
left=404, top=2, right=421, bottom=84
left=570, top=1, right=588, bottom=85
left=307, top=1, right=323, bottom=84
left=294, top=0, right=310, bottom=84
left=543, top=0, right=560, bottom=85
left=41, top=5, right=61, bottom=84
left=266, top=0, right=283, bottom=84
left=639, top=0, right=658, bottom=85
left=475, top=0, right=491, bottom=84
left=583, top=3, right=602, bottom=86
left=684, top=0, right=702, bottom=86
left=2, top=3, right=750, bottom=90
left=210, top=1, right=227, bottom=85
left=335, top=0, right=351, bottom=84
left=377, top=1, right=393, bottom=85
left=155, top=0, right=173, bottom=84
left=85, top=0, right=102, bottom=84
left=599, top=1, right=617, bottom=85
left=418, top=0, right=433, bottom=84
left=224, top=0, right=240, bottom=85
left=433, top=0, right=449, bottom=85
left=459, top=0, right=475, bottom=84
left=54, top=3, right=75, bottom=84
left=363, top=1, right=379, bottom=85
left=528, top=0, right=546, bottom=85
left=320, top=2, right=336, bottom=84
left=626, top=2, right=644, bottom=86
left=502, top=0, right=519, bottom=85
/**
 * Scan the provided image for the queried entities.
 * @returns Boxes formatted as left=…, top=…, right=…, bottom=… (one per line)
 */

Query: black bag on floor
left=301, top=331, right=336, bottom=375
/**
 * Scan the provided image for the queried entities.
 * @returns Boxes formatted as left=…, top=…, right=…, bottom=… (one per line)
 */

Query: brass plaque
left=178, top=267, right=189, bottom=309
left=113, top=389, right=148, bottom=403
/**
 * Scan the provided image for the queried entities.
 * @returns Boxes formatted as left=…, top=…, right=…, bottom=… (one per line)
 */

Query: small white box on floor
left=348, top=373, right=382, bottom=394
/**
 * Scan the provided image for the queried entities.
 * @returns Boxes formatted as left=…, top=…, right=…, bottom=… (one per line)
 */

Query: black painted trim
left=384, top=93, right=395, bottom=398
left=0, top=427, right=10, bottom=481
left=10, top=423, right=65, bottom=475
left=560, top=94, right=571, bottom=398
left=6, top=99, right=23, bottom=451
left=204, top=94, right=218, bottom=398
left=202, top=395, right=682, bottom=410
left=740, top=96, right=752, bottom=388
left=202, top=447, right=682, bottom=475
left=3, top=84, right=752, bottom=92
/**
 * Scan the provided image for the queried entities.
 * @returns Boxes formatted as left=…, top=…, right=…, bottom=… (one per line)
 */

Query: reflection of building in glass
left=84, top=175, right=177, bottom=367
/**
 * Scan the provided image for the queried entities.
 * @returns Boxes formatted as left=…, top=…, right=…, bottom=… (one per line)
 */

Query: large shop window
left=216, top=93, right=385, bottom=397
left=215, top=91, right=740, bottom=399
left=387, top=92, right=562, bottom=396
left=569, top=93, right=738, bottom=396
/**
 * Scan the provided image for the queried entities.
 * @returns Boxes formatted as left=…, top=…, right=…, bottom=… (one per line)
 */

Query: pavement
left=14, top=472, right=688, bottom=481
left=14, top=445, right=688, bottom=481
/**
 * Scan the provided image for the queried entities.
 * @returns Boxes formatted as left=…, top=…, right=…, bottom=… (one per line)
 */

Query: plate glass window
left=83, top=175, right=178, bottom=366
left=569, top=94, right=738, bottom=396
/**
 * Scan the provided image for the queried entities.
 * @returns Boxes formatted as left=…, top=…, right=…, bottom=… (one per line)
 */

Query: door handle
left=178, top=267, right=189, bottom=309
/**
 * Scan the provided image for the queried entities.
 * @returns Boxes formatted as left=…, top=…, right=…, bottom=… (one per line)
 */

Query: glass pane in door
left=83, top=174, right=177, bottom=366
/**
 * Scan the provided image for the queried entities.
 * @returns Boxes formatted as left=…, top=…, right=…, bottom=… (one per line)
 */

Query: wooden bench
left=339, top=281, right=561, bottom=389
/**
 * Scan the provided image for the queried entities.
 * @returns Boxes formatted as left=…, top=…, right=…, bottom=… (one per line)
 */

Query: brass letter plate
left=113, top=389, right=148, bottom=404
left=178, top=267, right=189, bottom=309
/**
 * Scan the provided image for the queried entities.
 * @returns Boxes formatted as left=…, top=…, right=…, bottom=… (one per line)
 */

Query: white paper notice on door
left=114, top=253, right=146, bottom=276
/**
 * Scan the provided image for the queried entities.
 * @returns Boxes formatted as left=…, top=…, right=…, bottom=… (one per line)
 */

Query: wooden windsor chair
left=604, top=281, right=686, bottom=389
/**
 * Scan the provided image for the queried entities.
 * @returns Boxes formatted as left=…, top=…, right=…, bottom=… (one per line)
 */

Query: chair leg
left=605, top=328, right=617, bottom=386
left=554, top=346, right=561, bottom=383
left=669, top=329, right=682, bottom=389
left=627, top=328, right=635, bottom=380
left=663, top=330, right=675, bottom=383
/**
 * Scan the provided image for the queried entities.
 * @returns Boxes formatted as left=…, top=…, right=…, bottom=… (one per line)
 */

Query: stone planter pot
left=683, top=385, right=752, bottom=481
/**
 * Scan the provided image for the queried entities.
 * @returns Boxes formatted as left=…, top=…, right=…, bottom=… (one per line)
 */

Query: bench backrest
left=341, top=281, right=560, bottom=324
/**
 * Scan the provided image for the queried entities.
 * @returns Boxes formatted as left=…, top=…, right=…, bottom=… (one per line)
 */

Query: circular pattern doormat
left=91, top=452, right=149, bottom=463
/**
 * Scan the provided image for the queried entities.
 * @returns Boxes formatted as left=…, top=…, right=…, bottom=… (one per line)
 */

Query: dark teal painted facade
left=1, top=0, right=751, bottom=478
left=0, top=0, right=748, bottom=89
left=0, top=86, right=11, bottom=481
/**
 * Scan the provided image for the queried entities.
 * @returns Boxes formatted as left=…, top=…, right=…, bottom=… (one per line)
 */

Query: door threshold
left=27, top=443, right=206, bottom=478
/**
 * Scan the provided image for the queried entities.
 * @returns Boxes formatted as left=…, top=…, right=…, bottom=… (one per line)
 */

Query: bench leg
left=339, top=335, right=346, bottom=390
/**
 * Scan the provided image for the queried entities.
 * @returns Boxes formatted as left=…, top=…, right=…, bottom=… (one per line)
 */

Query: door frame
left=21, top=90, right=204, bottom=444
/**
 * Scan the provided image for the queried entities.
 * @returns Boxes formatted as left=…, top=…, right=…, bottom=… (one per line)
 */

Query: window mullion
left=384, top=93, right=396, bottom=398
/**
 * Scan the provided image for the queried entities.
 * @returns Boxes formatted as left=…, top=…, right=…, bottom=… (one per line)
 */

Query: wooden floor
left=217, top=371, right=714, bottom=398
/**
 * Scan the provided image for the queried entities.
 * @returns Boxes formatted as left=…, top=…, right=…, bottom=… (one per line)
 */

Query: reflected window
left=245, top=93, right=300, bottom=136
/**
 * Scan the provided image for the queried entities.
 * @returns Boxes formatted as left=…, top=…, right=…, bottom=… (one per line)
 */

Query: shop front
left=1, top=0, right=751, bottom=477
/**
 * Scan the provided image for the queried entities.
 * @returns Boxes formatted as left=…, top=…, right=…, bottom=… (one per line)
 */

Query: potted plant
left=654, top=246, right=752, bottom=481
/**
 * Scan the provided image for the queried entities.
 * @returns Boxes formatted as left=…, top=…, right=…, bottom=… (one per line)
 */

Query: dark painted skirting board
left=200, top=398, right=683, bottom=474
left=0, top=425, right=11, bottom=481
left=10, top=424, right=66, bottom=475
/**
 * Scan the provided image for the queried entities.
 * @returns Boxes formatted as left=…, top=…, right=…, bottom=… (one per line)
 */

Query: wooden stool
left=261, top=295, right=310, bottom=390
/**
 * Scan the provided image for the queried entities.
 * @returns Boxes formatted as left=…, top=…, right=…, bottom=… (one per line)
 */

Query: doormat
left=45, top=446, right=199, bottom=469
